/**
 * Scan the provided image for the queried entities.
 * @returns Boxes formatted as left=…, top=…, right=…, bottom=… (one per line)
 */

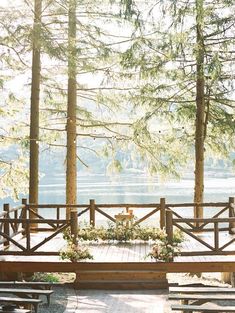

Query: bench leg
left=34, top=304, right=38, bottom=313
left=180, top=300, right=192, bottom=313
left=24, top=303, right=32, bottom=312
left=47, top=295, right=50, bottom=306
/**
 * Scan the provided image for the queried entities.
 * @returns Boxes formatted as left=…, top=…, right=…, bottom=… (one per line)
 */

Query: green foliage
left=29, top=272, right=59, bottom=283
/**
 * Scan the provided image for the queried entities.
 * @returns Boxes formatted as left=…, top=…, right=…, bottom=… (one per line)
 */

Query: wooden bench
left=0, top=281, right=62, bottom=290
left=171, top=303, right=235, bottom=312
left=0, top=307, right=30, bottom=313
left=0, top=288, right=53, bottom=305
left=170, top=287, right=235, bottom=294
left=0, top=297, right=42, bottom=313
left=169, top=293, right=235, bottom=304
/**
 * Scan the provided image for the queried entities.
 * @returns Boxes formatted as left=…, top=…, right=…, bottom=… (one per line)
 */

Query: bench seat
left=0, top=288, right=53, bottom=305
left=0, top=308, right=30, bottom=313
left=171, top=303, right=235, bottom=312
left=0, top=297, right=42, bottom=313
left=170, top=287, right=235, bottom=294
left=169, top=293, right=235, bottom=301
left=0, top=281, right=62, bottom=290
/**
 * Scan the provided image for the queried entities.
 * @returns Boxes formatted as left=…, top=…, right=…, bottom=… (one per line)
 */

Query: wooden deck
left=2, top=231, right=235, bottom=273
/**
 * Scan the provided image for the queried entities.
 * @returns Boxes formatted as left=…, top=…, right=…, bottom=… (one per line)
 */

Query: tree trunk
left=66, top=0, right=77, bottom=218
left=29, top=0, right=42, bottom=227
left=194, top=0, right=205, bottom=220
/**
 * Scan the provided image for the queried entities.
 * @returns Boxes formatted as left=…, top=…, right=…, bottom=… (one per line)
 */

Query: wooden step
left=75, top=280, right=169, bottom=290
left=76, top=271, right=166, bottom=281
left=74, top=270, right=168, bottom=290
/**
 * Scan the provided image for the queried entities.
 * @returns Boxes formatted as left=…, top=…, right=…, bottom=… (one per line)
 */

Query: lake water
left=1, top=171, right=234, bottom=224
left=39, top=172, right=235, bottom=204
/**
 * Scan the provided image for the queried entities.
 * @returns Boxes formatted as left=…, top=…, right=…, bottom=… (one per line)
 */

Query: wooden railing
left=0, top=196, right=234, bottom=256
left=27, top=199, right=164, bottom=228
left=0, top=199, right=77, bottom=255
left=0, top=203, right=26, bottom=248
left=165, top=197, right=235, bottom=232
left=165, top=197, right=235, bottom=256
left=22, top=197, right=235, bottom=231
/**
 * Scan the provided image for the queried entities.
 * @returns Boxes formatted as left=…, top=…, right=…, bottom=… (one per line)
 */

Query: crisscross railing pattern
left=165, top=197, right=235, bottom=256
left=1, top=197, right=235, bottom=257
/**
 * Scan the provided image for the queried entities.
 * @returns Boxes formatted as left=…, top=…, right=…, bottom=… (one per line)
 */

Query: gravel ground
left=38, top=286, right=69, bottom=313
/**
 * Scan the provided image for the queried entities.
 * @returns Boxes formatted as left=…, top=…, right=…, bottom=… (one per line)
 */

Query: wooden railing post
left=229, top=197, right=235, bottom=234
left=57, top=206, right=60, bottom=228
left=214, top=222, right=219, bottom=251
left=160, top=197, right=166, bottom=229
left=3, top=203, right=10, bottom=247
left=89, top=199, right=95, bottom=227
left=70, top=210, right=78, bottom=245
left=21, top=198, right=27, bottom=231
left=166, top=210, right=173, bottom=244
left=26, top=220, right=30, bottom=251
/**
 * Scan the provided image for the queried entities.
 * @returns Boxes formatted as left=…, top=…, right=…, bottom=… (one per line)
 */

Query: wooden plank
left=174, top=217, right=235, bottom=223
left=0, top=288, right=53, bottom=305
left=169, top=202, right=227, bottom=207
left=95, top=207, right=115, bottom=223
left=173, top=223, right=214, bottom=251
left=133, top=208, right=159, bottom=226
left=198, top=206, right=230, bottom=229
left=171, top=304, right=235, bottom=312
left=30, top=223, right=69, bottom=252
left=0, top=281, right=62, bottom=289
left=75, top=281, right=168, bottom=290
left=169, top=293, right=235, bottom=301
left=0, top=309, right=30, bottom=313
left=3, top=260, right=235, bottom=273
left=76, top=271, right=167, bottom=281
left=170, top=286, right=235, bottom=293
left=0, top=288, right=53, bottom=296
left=27, top=209, right=57, bottom=229
left=0, top=297, right=42, bottom=313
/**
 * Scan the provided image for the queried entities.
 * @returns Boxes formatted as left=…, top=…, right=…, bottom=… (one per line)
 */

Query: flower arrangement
left=60, top=242, right=93, bottom=262
left=63, top=222, right=177, bottom=243
left=147, top=229, right=184, bottom=262
left=60, top=230, right=93, bottom=262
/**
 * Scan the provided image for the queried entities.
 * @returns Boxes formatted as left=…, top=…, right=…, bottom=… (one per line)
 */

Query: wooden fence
left=0, top=197, right=234, bottom=256
left=0, top=199, right=77, bottom=255
left=165, top=197, right=235, bottom=256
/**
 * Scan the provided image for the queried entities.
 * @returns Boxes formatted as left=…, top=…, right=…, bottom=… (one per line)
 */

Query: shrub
left=29, top=273, right=59, bottom=282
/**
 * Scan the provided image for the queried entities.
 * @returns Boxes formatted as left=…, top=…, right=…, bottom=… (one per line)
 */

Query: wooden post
left=160, top=198, right=166, bottom=229
left=229, top=197, right=235, bottom=234
left=21, top=198, right=27, bottom=232
left=221, top=272, right=232, bottom=285
left=3, top=203, right=10, bottom=247
left=70, top=210, right=78, bottom=245
left=166, top=210, right=173, bottom=244
left=214, top=222, right=219, bottom=251
left=224, top=197, right=235, bottom=285
left=57, top=207, right=60, bottom=229
left=89, top=199, right=95, bottom=227
left=26, top=220, right=30, bottom=251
